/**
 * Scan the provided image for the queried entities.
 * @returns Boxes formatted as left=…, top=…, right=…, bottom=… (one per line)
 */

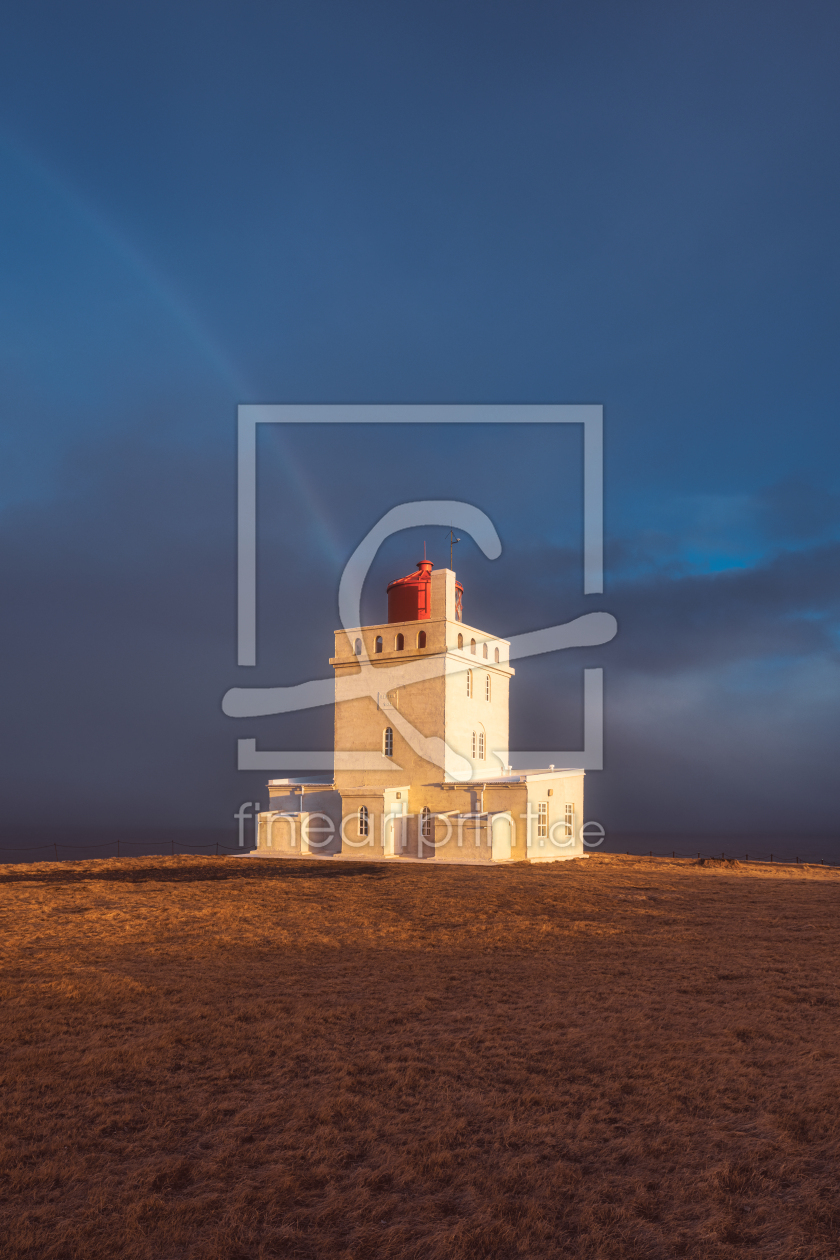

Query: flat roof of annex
left=267, top=768, right=584, bottom=789
left=442, top=768, right=585, bottom=784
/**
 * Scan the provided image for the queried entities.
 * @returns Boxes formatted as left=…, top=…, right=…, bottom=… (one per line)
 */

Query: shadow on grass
left=0, top=859, right=395, bottom=886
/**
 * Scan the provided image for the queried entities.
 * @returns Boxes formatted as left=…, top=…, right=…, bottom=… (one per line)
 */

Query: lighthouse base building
left=254, top=561, right=585, bottom=864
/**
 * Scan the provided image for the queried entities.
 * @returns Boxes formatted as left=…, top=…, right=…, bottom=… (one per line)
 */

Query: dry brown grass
left=1, top=852, right=839, bottom=1259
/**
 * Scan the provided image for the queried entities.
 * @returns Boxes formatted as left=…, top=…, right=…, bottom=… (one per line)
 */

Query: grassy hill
left=2, top=853, right=838, bottom=1259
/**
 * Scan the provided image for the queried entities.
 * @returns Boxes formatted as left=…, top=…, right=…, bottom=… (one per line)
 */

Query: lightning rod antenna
left=448, top=526, right=460, bottom=571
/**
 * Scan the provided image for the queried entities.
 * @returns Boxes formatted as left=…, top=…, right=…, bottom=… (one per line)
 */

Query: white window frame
left=478, top=730, right=485, bottom=759
left=359, top=805, right=369, bottom=837
left=485, top=674, right=491, bottom=701
left=421, top=806, right=432, bottom=838
left=383, top=727, right=393, bottom=757
left=466, top=669, right=472, bottom=697
left=537, top=802, right=548, bottom=839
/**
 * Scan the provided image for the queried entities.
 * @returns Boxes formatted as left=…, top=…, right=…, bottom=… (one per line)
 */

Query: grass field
left=2, top=852, right=839, bottom=1259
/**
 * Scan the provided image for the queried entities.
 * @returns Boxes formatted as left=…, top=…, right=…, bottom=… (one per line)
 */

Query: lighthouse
left=256, top=562, right=585, bottom=863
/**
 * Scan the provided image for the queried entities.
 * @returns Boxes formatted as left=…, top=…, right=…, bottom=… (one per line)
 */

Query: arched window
left=457, top=633, right=463, bottom=649
left=421, top=806, right=432, bottom=838
left=354, top=638, right=362, bottom=655
left=466, top=669, right=472, bottom=697
left=483, top=642, right=488, bottom=659
left=375, top=636, right=383, bottom=653
left=470, top=638, right=476, bottom=654
left=358, top=805, right=369, bottom=836
left=384, top=727, right=393, bottom=757
left=485, top=674, right=491, bottom=701
left=396, top=633, right=404, bottom=651
left=417, top=630, right=426, bottom=649
left=471, top=730, right=476, bottom=757
left=478, top=730, right=485, bottom=759
left=494, top=647, right=500, bottom=663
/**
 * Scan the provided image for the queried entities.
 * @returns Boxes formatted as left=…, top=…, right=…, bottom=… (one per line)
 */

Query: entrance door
left=385, top=813, right=403, bottom=855
left=491, top=814, right=512, bottom=861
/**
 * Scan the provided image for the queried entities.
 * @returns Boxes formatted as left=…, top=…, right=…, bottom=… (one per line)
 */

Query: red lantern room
left=387, top=560, right=432, bottom=623
left=386, top=562, right=464, bottom=623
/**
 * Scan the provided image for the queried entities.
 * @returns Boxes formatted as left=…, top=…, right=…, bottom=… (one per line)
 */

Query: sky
left=1, top=0, right=838, bottom=849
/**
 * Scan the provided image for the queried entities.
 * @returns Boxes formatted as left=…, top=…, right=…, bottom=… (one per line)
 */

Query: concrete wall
left=443, top=650, right=510, bottom=779
left=332, top=669, right=448, bottom=790
left=525, top=773, right=585, bottom=861
left=260, top=787, right=343, bottom=856
left=335, top=786, right=409, bottom=859
left=401, top=783, right=529, bottom=862
left=331, top=604, right=513, bottom=790
left=256, top=774, right=584, bottom=864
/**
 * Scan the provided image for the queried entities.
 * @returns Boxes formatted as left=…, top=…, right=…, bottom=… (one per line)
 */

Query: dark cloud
left=609, top=542, right=840, bottom=675
left=0, top=2, right=838, bottom=846
left=1, top=426, right=837, bottom=840
left=755, top=478, right=840, bottom=545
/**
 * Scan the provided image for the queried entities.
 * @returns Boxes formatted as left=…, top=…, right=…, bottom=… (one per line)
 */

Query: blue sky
left=0, top=1, right=838, bottom=842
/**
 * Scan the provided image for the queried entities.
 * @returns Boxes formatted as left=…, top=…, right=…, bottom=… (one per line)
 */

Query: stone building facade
left=255, top=561, right=584, bottom=864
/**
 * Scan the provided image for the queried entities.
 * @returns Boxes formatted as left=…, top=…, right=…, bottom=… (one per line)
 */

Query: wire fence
left=0, top=839, right=837, bottom=867
left=0, top=838, right=254, bottom=862
left=604, top=846, right=839, bottom=868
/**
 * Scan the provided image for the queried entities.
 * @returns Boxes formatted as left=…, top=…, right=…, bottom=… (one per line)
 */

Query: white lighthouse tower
left=256, top=561, right=584, bottom=864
